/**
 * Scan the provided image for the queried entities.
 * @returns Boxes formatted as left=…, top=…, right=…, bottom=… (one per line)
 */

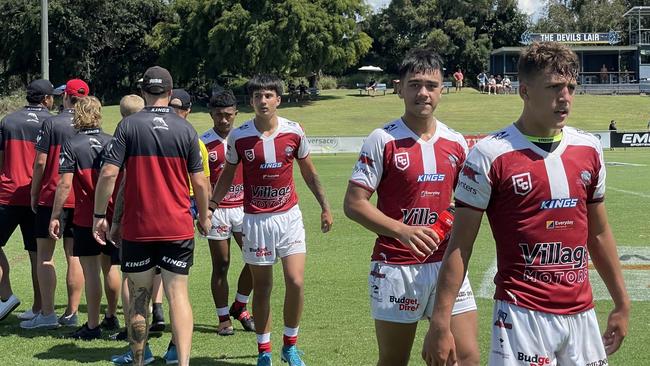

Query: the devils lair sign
left=520, top=31, right=621, bottom=45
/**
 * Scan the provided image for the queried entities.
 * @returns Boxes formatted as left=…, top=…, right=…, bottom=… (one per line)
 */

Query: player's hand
left=321, top=209, right=333, bottom=233
left=602, top=304, right=629, bottom=355
left=197, top=215, right=211, bottom=237
left=109, top=222, right=122, bottom=248
left=48, top=219, right=61, bottom=240
left=396, top=225, right=440, bottom=259
left=93, top=217, right=109, bottom=246
left=30, top=195, right=38, bottom=214
left=422, top=323, right=457, bottom=366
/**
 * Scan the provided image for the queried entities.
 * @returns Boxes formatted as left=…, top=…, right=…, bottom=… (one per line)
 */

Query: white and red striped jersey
left=349, top=118, right=468, bottom=265
left=226, top=117, right=309, bottom=214
left=455, top=124, right=606, bottom=315
left=200, top=128, right=243, bottom=208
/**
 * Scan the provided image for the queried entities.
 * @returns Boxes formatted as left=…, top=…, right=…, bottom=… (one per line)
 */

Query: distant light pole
left=41, top=0, right=49, bottom=79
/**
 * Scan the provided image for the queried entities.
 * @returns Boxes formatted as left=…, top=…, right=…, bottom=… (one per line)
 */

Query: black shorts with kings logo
left=120, top=239, right=194, bottom=275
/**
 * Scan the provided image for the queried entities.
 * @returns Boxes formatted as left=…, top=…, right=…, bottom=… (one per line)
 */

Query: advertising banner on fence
left=591, top=131, right=611, bottom=149
left=611, top=132, right=650, bottom=147
left=307, top=136, right=366, bottom=154
left=308, top=131, right=620, bottom=154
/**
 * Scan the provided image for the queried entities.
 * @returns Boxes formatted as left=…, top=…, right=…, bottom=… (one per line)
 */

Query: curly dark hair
left=208, top=90, right=237, bottom=109
left=518, top=42, right=579, bottom=82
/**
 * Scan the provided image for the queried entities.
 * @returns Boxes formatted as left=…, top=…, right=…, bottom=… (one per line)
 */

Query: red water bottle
left=431, top=206, right=455, bottom=241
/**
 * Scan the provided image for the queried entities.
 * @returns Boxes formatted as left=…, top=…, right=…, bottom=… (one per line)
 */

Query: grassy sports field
left=1, top=88, right=649, bottom=364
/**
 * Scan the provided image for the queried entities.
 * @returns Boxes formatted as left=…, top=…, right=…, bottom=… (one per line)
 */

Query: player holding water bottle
left=343, top=48, right=479, bottom=366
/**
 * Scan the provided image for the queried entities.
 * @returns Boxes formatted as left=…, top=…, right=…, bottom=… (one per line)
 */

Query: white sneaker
left=20, top=312, right=60, bottom=329
left=0, top=294, right=20, bottom=321
left=18, top=309, right=38, bottom=321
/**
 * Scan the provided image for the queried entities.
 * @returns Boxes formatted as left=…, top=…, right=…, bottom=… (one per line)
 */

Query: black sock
left=152, top=303, right=164, bottom=321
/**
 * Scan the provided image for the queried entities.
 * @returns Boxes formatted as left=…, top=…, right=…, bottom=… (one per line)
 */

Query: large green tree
left=362, top=0, right=528, bottom=80
left=0, top=0, right=170, bottom=99
left=534, top=0, right=628, bottom=33
left=149, top=0, right=373, bottom=85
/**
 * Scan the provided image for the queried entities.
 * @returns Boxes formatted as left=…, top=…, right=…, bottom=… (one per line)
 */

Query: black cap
left=27, top=79, right=63, bottom=99
left=142, top=66, right=173, bottom=94
left=169, top=88, right=192, bottom=110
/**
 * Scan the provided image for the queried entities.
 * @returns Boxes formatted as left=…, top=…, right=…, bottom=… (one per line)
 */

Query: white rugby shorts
left=242, top=205, right=306, bottom=265
left=207, top=206, right=244, bottom=240
left=489, top=300, right=607, bottom=366
left=368, top=261, right=476, bottom=323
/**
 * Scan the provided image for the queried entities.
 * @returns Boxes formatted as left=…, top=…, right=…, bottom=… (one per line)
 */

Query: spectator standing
left=453, top=68, right=464, bottom=92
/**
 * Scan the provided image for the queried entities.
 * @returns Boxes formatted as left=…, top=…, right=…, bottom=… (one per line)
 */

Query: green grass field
left=1, top=89, right=649, bottom=365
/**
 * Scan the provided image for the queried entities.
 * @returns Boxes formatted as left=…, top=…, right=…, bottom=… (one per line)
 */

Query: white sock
left=283, top=326, right=299, bottom=337
left=217, top=307, right=229, bottom=317
left=235, top=293, right=250, bottom=304
left=257, top=332, right=271, bottom=344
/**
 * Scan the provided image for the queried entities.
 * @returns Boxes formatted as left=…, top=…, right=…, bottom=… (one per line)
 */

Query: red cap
left=64, top=79, right=89, bottom=97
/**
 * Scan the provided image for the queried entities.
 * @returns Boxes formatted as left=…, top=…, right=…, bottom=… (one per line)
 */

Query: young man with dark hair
left=93, top=66, right=211, bottom=366
left=423, top=42, right=629, bottom=366
left=22, top=79, right=89, bottom=329
left=211, top=74, right=332, bottom=366
left=0, top=79, right=58, bottom=322
left=201, top=90, right=255, bottom=336
left=344, top=48, right=479, bottom=366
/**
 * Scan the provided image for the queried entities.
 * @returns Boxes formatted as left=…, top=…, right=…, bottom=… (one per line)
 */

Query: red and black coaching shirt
left=59, top=128, right=112, bottom=228
left=0, top=105, right=52, bottom=206
left=103, top=106, right=203, bottom=242
left=35, top=109, right=76, bottom=208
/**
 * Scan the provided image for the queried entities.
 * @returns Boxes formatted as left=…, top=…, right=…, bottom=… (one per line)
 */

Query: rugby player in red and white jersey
left=23, top=79, right=90, bottom=330
left=0, top=79, right=56, bottom=322
left=344, top=48, right=479, bottom=366
left=201, top=90, right=255, bottom=336
left=210, top=74, right=332, bottom=366
left=423, top=42, right=630, bottom=366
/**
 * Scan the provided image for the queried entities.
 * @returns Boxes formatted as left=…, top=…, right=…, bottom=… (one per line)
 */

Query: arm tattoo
left=306, top=173, right=330, bottom=211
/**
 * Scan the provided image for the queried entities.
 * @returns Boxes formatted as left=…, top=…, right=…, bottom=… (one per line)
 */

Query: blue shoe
left=281, top=345, right=305, bottom=366
left=257, top=351, right=272, bottom=366
left=111, top=344, right=154, bottom=365
left=162, top=343, right=178, bottom=364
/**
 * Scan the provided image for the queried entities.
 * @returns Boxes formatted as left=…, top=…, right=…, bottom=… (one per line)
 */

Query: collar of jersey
left=522, top=131, right=563, bottom=143
left=398, top=117, right=440, bottom=145
left=79, top=128, right=101, bottom=135
left=251, top=118, right=282, bottom=140
left=510, top=123, right=568, bottom=158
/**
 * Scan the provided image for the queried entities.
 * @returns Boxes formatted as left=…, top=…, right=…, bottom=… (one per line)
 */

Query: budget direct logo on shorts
left=249, top=247, right=272, bottom=257
left=389, top=296, right=420, bottom=311
left=516, top=352, right=550, bottom=365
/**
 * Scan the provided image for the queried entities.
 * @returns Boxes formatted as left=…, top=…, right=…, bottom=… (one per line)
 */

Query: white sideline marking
left=606, top=161, right=647, bottom=167
left=609, top=187, right=650, bottom=199
left=476, top=246, right=650, bottom=301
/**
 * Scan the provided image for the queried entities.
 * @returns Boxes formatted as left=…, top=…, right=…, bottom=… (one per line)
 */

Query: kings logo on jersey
left=512, top=172, right=532, bottom=196
left=394, top=152, right=409, bottom=171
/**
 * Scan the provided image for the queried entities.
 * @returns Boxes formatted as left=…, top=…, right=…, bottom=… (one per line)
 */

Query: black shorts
left=34, top=205, right=74, bottom=239
left=0, top=205, right=37, bottom=251
left=73, top=226, right=119, bottom=264
left=121, top=239, right=194, bottom=275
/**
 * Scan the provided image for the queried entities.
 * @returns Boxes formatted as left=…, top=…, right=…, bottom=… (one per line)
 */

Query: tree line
left=1, top=0, right=646, bottom=100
